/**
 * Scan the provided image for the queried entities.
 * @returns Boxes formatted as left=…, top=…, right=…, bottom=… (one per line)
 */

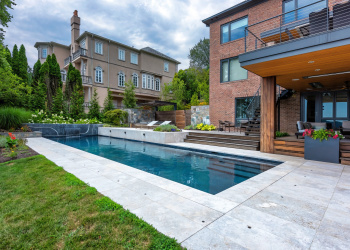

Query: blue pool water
left=48, top=136, right=282, bottom=195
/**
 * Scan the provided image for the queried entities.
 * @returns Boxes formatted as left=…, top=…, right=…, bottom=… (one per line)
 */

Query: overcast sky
left=4, top=0, right=243, bottom=70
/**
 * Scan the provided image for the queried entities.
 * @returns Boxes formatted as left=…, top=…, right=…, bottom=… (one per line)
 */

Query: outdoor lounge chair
left=309, top=8, right=329, bottom=35
left=159, top=121, right=171, bottom=125
left=333, top=1, right=350, bottom=29
left=295, top=121, right=327, bottom=139
left=340, top=121, right=350, bottom=138
left=146, top=121, right=158, bottom=126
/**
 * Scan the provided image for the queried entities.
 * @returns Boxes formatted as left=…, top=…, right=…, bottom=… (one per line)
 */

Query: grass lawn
left=0, top=155, right=183, bottom=249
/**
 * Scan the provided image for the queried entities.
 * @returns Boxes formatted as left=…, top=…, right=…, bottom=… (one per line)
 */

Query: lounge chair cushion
left=312, top=123, right=327, bottom=130
left=297, top=121, right=304, bottom=131
left=342, top=121, right=350, bottom=129
left=303, top=122, right=312, bottom=129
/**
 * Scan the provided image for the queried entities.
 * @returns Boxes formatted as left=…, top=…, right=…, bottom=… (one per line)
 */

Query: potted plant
left=303, top=129, right=343, bottom=163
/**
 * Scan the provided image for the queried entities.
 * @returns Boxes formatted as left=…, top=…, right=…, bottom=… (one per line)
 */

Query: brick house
left=202, top=0, right=350, bottom=141
left=34, top=10, right=180, bottom=109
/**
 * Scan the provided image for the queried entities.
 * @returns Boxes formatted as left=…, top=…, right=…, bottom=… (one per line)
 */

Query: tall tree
left=88, top=88, right=101, bottom=119
left=51, top=88, right=64, bottom=115
left=69, top=72, right=84, bottom=119
left=0, top=0, right=15, bottom=42
left=50, top=53, right=62, bottom=89
left=188, top=38, right=210, bottom=69
left=5, top=46, right=11, bottom=67
left=122, top=80, right=137, bottom=108
left=65, top=63, right=75, bottom=99
left=39, top=60, right=51, bottom=109
left=18, top=44, right=28, bottom=83
left=32, top=59, right=41, bottom=86
left=11, top=44, right=19, bottom=75
left=102, top=88, right=114, bottom=113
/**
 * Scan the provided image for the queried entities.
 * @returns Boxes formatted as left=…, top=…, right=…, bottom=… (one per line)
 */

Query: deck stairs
left=184, top=132, right=260, bottom=151
left=244, top=107, right=261, bottom=136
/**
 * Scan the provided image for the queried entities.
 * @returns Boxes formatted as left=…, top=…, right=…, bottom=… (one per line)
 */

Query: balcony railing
left=72, top=48, right=88, bottom=61
left=244, top=0, right=350, bottom=52
left=61, top=74, right=91, bottom=85
left=64, top=56, right=71, bottom=67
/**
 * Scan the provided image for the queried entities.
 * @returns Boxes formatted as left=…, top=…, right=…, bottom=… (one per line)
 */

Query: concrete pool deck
left=27, top=137, right=350, bottom=249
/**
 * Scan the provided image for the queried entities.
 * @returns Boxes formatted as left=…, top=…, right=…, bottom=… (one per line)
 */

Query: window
left=235, top=97, right=253, bottom=124
left=221, top=57, right=247, bottom=82
left=95, top=41, right=103, bottom=54
left=95, top=67, right=103, bottom=83
left=142, top=74, right=147, bottom=88
left=155, top=78, right=160, bottom=91
left=147, top=75, right=151, bottom=89
left=118, top=49, right=125, bottom=61
left=132, top=73, right=138, bottom=87
left=221, top=16, right=248, bottom=44
left=131, top=52, right=138, bottom=64
left=283, top=0, right=326, bottom=23
left=42, top=48, right=47, bottom=58
left=118, top=71, right=125, bottom=87
left=164, top=62, right=169, bottom=72
left=80, top=39, right=86, bottom=49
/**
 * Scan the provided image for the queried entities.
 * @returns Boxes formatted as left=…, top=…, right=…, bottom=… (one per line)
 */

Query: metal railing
left=244, top=0, right=350, bottom=52
left=244, top=85, right=261, bottom=120
left=64, top=56, right=71, bottom=66
left=72, top=48, right=88, bottom=61
left=61, top=74, right=91, bottom=85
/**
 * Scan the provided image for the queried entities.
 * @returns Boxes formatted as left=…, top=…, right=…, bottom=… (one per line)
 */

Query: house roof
left=141, top=47, right=181, bottom=64
left=34, top=41, right=70, bottom=49
left=202, top=0, right=266, bottom=26
left=76, top=31, right=180, bottom=64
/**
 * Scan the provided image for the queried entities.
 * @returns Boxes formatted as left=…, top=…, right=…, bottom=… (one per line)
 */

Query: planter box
left=304, top=136, right=339, bottom=163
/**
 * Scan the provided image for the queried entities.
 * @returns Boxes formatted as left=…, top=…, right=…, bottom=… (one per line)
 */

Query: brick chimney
left=71, top=10, right=80, bottom=53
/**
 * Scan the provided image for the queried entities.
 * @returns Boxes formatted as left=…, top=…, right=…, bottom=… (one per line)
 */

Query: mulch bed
left=0, top=147, right=38, bottom=164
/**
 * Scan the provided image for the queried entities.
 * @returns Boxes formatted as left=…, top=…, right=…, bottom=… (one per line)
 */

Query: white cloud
left=4, top=0, right=244, bottom=70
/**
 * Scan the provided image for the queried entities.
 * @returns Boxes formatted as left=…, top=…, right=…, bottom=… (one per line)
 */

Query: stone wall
left=24, top=123, right=103, bottom=137
left=191, top=105, right=210, bottom=125
left=124, top=109, right=155, bottom=124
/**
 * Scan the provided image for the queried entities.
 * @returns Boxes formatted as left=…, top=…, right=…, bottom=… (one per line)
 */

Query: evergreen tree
left=88, top=88, right=101, bottom=119
left=12, top=44, right=19, bottom=75
left=39, top=60, right=52, bottom=110
left=32, top=60, right=41, bottom=86
left=65, top=63, right=75, bottom=99
left=69, top=73, right=84, bottom=120
left=51, top=88, right=64, bottom=115
left=50, top=54, right=62, bottom=89
left=30, top=81, right=46, bottom=111
left=5, top=47, right=11, bottom=67
left=122, top=80, right=137, bottom=108
left=18, top=44, right=28, bottom=83
left=103, top=88, right=114, bottom=113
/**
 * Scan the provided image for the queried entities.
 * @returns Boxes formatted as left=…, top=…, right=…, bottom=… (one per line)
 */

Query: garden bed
left=0, top=147, right=38, bottom=163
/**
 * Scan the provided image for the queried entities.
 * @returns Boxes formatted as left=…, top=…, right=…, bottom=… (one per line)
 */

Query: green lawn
left=0, top=155, right=182, bottom=249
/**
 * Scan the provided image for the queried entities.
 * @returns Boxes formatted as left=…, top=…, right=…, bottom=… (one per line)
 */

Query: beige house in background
left=34, top=10, right=180, bottom=109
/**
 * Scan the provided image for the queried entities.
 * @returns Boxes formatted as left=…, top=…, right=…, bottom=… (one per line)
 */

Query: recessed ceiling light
left=308, top=61, right=315, bottom=64
left=315, top=69, right=320, bottom=71
left=306, top=88, right=313, bottom=90
left=292, top=79, right=300, bottom=81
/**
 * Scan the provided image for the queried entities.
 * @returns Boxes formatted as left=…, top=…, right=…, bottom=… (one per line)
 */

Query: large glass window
left=235, top=97, right=253, bottom=124
left=221, top=57, right=247, bottom=82
left=336, top=92, right=348, bottom=118
left=221, top=17, right=248, bottom=44
left=283, top=0, right=326, bottom=23
left=95, top=67, right=103, bottom=83
left=118, top=72, right=125, bottom=87
left=322, top=92, right=334, bottom=118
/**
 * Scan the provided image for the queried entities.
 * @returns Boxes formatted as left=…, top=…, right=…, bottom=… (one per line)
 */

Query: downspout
left=108, top=40, right=110, bottom=88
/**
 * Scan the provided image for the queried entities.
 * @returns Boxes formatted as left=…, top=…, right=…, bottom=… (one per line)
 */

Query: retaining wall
left=124, top=109, right=155, bottom=124
left=191, top=105, right=210, bottom=125
left=24, top=123, right=103, bottom=137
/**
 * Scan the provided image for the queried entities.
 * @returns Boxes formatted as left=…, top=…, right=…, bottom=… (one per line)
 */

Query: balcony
left=239, top=0, right=350, bottom=92
left=61, top=74, right=92, bottom=85
left=72, top=48, right=88, bottom=61
left=64, top=56, right=71, bottom=67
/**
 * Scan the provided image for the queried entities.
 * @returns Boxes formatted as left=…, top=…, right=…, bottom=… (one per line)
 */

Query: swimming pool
left=48, top=136, right=282, bottom=195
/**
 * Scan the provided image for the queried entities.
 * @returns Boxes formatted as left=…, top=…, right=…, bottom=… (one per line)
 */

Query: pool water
left=48, top=136, right=282, bottom=195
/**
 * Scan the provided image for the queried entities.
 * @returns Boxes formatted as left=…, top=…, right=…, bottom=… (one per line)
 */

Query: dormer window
left=42, top=48, right=47, bottom=58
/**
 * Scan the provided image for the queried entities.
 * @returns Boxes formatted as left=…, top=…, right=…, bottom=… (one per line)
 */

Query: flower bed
left=184, top=123, right=216, bottom=131
left=29, top=110, right=102, bottom=124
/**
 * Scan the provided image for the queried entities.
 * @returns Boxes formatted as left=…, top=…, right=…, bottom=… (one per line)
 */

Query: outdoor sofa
left=295, top=121, right=327, bottom=139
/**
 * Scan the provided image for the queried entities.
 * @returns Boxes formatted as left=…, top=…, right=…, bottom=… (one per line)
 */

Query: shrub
left=28, top=110, right=102, bottom=124
left=303, top=128, right=344, bottom=141
left=184, top=125, right=195, bottom=130
left=196, top=123, right=216, bottom=131
left=153, top=125, right=180, bottom=132
left=276, top=131, right=290, bottom=137
left=103, top=109, right=128, bottom=125
left=0, top=136, right=6, bottom=148
left=0, top=107, right=32, bottom=130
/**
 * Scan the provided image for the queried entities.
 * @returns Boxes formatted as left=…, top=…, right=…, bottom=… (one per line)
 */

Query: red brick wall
left=279, top=92, right=301, bottom=133
left=209, top=0, right=282, bottom=127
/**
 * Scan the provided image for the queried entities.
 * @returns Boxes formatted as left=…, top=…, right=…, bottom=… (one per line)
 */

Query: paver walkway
left=28, top=138, right=350, bottom=249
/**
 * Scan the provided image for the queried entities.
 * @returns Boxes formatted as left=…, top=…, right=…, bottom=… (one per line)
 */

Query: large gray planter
left=24, top=123, right=103, bottom=137
left=304, top=136, right=339, bottom=163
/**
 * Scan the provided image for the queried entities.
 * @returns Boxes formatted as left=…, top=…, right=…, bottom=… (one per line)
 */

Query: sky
left=4, top=0, right=243, bottom=70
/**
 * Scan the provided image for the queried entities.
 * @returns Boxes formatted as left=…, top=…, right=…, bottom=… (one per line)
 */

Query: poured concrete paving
left=28, top=138, right=350, bottom=249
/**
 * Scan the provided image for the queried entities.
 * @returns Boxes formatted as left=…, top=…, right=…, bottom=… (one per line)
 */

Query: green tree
left=51, top=88, right=64, bottom=115
left=190, top=93, right=199, bottom=106
left=18, top=44, right=28, bottom=83
left=122, top=80, right=137, bottom=108
left=69, top=80, right=84, bottom=120
left=102, top=88, right=114, bottom=113
left=0, top=0, right=15, bottom=42
left=5, top=46, right=11, bottom=67
left=50, top=53, right=62, bottom=89
left=32, top=59, right=41, bottom=86
left=161, top=77, right=186, bottom=110
left=39, top=60, right=52, bottom=110
left=11, top=44, right=19, bottom=75
left=29, top=82, right=46, bottom=111
left=88, top=88, right=101, bottom=119
left=65, top=63, right=75, bottom=99
left=188, top=38, right=210, bottom=69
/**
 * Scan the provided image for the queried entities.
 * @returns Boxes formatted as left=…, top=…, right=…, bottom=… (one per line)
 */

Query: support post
left=260, top=76, right=276, bottom=153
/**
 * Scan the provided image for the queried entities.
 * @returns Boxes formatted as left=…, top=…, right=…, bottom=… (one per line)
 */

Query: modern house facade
left=34, top=10, right=180, bottom=109
left=203, top=0, right=350, bottom=153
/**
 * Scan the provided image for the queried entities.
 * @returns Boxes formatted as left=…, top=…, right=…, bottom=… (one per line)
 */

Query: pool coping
left=26, top=137, right=349, bottom=249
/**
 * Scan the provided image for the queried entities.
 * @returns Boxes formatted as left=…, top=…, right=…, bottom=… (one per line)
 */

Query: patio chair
left=309, top=8, right=329, bottom=35
left=340, top=121, right=350, bottom=138
left=218, top=120, right=226, bottom=131
left=159, top=121, right=171, bottom=125
left=146, top=121, right=158, bottom=126
left=224, top=121, right=235, bottom=132
left=333, top=1, right=350, bottom=30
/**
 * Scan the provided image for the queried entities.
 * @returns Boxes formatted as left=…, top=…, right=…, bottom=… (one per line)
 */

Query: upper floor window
left=132, top=73, right=138, bottom=87
left=42, top=48, right=47, bottom=58
left=155, top=78, right=160, bottom=91
left=118, top=71, right=125, bottom=87
left=283, top=0, right=326, bottom=23
left=221, top=16, right=248, bottom=44
left=131, top=52, right=138, bottom=64
left=80, top=39, right=86, bottom=49
left=164, top=62, right=169, bottom=72
left=142, top=74, right=147, bottom=89
left=95, top=66, right=103, bottom=83
left=118, top=49, right=125, bottom=61
left=221, top=57, right=247, bottom=82
left=95, top=41, right=103, bottom=54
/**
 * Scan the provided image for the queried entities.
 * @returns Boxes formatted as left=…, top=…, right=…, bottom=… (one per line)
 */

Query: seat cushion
left=342, top=121, right=350, bottom=129
left=297, top=121, right=304, bottom=131
left=304, top=123, right=312, bottom=129
left=311, top=122, right=327, bottom=130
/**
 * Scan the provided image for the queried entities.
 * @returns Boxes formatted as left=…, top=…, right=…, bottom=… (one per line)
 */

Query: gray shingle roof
left=141, top=47, right=180, bottom=64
